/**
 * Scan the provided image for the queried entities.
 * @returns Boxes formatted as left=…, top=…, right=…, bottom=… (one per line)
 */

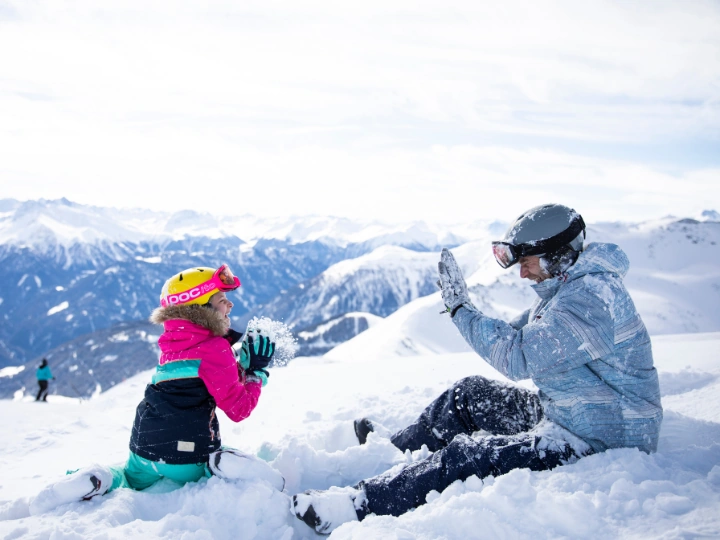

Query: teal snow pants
left=107, top=452, right=212, bottom=492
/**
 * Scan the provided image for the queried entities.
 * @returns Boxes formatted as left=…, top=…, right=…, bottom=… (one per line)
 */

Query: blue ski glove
left=437, top=248, right=473, bottom=317
left=239, top=335, right=275, bottom=386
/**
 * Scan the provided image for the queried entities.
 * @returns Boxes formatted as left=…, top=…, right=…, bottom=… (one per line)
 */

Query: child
left=31, top=265, right=283, bottom=514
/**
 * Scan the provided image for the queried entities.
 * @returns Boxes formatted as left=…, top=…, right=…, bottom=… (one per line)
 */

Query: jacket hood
left=532, top=242, right=629, bottom=300
left=567, top=242, right=629, bottom=280
left=150, top=304, right=230, bottom=336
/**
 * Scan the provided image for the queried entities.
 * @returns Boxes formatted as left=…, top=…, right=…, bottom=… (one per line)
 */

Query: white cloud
left=0, top=0, right=718, bottom=222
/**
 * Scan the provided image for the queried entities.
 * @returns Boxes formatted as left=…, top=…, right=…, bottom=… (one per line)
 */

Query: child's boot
left=30, top=464, right=113, bottom=514
left=209, top=448, right=285, bottom=491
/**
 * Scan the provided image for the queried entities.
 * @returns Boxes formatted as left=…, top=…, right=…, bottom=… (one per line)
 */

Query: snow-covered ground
left=1, top=326, right=719, bottom=539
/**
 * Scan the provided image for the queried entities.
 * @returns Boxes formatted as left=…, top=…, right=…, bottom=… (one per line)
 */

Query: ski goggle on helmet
left=160, top=265, right=241, bottom=307
left=492, top=204, right=586, bottom=269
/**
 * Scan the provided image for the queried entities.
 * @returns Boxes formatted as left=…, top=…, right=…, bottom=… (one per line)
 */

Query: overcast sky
left=0, top=0, right=718, bottom=224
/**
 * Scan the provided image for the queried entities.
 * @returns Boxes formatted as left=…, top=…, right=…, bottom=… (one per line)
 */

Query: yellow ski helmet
left=160, top=264, right=241, bottom=307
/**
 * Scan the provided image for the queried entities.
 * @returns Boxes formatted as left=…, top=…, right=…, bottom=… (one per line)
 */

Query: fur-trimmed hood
left=150, top=304, right=230, bottom=336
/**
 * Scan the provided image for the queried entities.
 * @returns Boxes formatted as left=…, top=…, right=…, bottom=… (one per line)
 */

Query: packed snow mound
left=1, top=333, right=719, bottom=538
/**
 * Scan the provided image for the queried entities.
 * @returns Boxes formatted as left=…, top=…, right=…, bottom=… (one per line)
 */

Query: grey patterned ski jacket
left=452, top=242, right=663, bottom=453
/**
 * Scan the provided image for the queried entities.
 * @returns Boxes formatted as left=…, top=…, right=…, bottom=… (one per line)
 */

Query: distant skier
left=31, top=264, right=284, bottom=514
left=35, top=358, right=54, bottom=402
left=293, top=204, right=664, bottom=534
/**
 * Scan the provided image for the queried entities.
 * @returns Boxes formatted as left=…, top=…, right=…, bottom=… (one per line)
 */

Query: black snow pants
left=361, top=376, right=589, bottom=518
left=36, top=380, right=49, bottom=401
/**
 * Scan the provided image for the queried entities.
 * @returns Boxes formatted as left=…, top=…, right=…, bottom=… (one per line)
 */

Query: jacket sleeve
left=452, top=279, right=615, bottom=381
left=198, top=338, right=262, bottom=422
left=508, top=309, right=530, bottom=330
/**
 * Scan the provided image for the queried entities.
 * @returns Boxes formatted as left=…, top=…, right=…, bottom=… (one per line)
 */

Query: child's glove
left=240, top=335, right=275, bottom=386
left=247, top=335, right=275, bottom=370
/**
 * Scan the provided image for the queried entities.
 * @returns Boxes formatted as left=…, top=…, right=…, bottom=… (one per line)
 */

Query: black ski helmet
left=492, top=204, right=585, bottom=275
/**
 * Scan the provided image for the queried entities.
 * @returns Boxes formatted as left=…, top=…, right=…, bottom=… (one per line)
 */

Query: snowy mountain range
left=0, top=199, right=466, bottom=363
left=0, top=197, right=474, bottom=250
left=253, top=246, right=441, bottom=330
left=1, top=198, right=718, bottom=399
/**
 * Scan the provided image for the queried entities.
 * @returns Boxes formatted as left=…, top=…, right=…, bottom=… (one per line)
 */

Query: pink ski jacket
left=130, top=304, right=262, bottom=464
left=157, top=318, right=262, bottom=422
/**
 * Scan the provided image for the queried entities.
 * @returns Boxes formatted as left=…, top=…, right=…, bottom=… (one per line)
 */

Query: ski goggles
left=212, top=264, right=241, bottom=291
left=491, top=241, right=543, bottom=269
left=491, top=242, right=521, bottom=269
left=161, top=264, right=241, bottom=307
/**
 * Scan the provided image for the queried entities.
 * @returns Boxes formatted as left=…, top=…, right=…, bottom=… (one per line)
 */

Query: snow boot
left=209, top=448, right=285, bottom=491
left=354, top=418, right=374, bottom=445
left=30, top=464, right=113, bottom=515
left=292, top=485, right=368, bottom=535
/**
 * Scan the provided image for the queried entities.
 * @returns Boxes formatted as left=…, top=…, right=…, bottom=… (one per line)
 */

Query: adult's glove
left=437, top=248, right=473, bottom=317
left=240, top=335, right=275, bottom=386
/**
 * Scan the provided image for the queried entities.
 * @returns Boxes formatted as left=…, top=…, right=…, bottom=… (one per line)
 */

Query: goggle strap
left=514, top=215, right=586, bottom=258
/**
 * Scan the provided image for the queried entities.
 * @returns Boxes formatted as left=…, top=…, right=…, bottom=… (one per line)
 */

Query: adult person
left=35, top=358, right=54, bottom=402
left=31, top=264, right=283, bottom=514
left=292, top=203, right=663, bottom=535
